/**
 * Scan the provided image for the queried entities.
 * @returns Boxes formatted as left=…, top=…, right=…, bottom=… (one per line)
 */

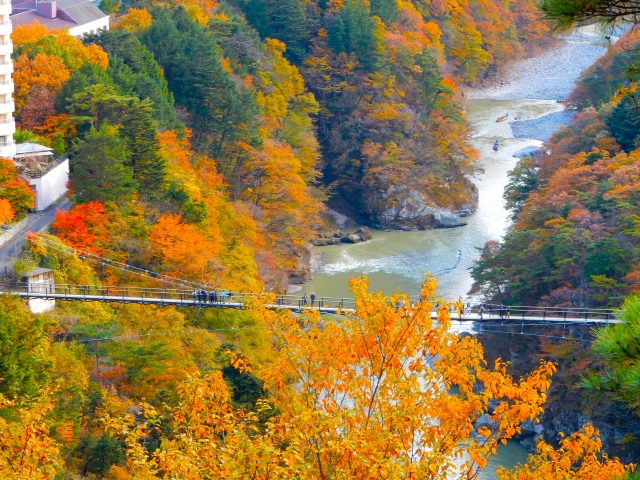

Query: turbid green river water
left=301, top=98, right=566, bottom=475
left=303, top=99, right=562, bottom=300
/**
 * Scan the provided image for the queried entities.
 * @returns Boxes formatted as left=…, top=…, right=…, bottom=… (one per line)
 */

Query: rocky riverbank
left=465, top=26, right=640, bottom=468
left=467, top=29, right=608, bottom=101
left=510, top=110, right=575, bottom=142
left=475, top=327, right=640, bottom=463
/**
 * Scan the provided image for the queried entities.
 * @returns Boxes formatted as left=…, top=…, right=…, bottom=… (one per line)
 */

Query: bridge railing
left=0, top=282, right=358, bottom=311
left=457, top=304, right=615, bottom=321
left=0, top=281, right=617, bottom=319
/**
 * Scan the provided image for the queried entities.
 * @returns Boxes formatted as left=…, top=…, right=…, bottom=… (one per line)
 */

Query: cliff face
left=475, top=326, right=640, bottom=463
left=361, top=177, right=478, bottom=231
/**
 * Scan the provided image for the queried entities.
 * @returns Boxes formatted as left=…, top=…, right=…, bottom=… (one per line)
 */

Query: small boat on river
left=496, top=113, right=509, bottom=123
left=493, top=139, right=499, bottom=151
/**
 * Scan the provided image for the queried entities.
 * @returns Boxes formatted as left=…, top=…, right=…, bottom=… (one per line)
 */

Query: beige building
left=0, top=0, right=15, bottom=158
left=11, top=0, right=109, bottom=38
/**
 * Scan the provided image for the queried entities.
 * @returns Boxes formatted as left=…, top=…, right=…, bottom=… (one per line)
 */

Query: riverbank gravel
left=510, top=110, right=575, bottom=141
left=467, top=32, right=608, bottom=101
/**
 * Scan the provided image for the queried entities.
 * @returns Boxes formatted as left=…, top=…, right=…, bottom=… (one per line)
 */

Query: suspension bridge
left=0, top=230, right=623, bottom=327
left=0, top=281, right=621, bottom=326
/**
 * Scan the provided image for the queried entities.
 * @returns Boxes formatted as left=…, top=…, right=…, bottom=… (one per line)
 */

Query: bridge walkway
left=0, top=282, right=621, bottom=326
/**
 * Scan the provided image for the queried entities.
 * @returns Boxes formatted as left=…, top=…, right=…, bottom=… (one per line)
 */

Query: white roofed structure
left=14, top=142, right=68, bottom=211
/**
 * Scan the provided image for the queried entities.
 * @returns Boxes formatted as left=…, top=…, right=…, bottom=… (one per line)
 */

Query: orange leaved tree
left=497, top=425, right=629, bottom=479
left=0, top=391, right=63, bottom=479
left=0, top=158, right=35, bottom=216
left=0, top=198, right=14, bottom=224
left=148, top=214, right=222, bottom=283
left=96, top=276, right=631, bottom=479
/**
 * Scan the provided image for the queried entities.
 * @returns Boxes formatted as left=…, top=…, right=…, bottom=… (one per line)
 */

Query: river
left=301, top=98, right=564, bottom=475
left=299, top=26, right=610, bottom=473
left=303, top=99, right=563, bottom=301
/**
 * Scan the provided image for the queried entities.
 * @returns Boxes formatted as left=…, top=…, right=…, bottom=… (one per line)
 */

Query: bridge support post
left=21, top=268, right=56, bottom=313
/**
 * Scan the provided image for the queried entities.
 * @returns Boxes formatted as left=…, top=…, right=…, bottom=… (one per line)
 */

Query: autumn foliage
left=0, top=158, right=35, bottom=217
left=472, top=33, right=640, bottom=308
left=11, top=22, right=108, bottom=117
left=1, top=274, right=633, bottom=478
left=51, top=201, right=110, bottom=255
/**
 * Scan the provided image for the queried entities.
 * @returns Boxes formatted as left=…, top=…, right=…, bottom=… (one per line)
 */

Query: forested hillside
left=4, top=0, right=552, bottom=290
left=3, top=0, right=640, bottom=477
left=472, top=31, right=640, bottom=307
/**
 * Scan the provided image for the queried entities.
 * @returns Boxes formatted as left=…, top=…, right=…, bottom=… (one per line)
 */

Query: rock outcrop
left=312, top=226, right=373, bottom=246
left=475, top=326, right=640, bottom=462
left=362, top=183, right=477, bottom=231
left=341, top=227, right=372, bottom=243
left=311, top=230, right=343, bottom=246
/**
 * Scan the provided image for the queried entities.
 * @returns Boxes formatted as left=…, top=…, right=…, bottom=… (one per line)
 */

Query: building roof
left=11, top=0, right=108, bottom=28
left=15, top=142, right=54, bottom=155
left=22, top=267, right=54, bottom=277
left=56, top=0, right=88, bottom=8
left=11, top=9, right=77, bottom=29
left=60, top=1, right=105, bottom=25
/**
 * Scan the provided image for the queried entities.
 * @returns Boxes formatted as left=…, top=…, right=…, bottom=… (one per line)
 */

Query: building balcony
left=19, top=153, right=69, bottom=179
left=0, top=41, right=12, bottom=56
left=0, top=100, right=14, bottom=115
left=0, top=142, right=15, bottom=158
left=0, top=61, right=12, bottom=75
left=0, top=79, right=13, bottom=95
left=0, top=22, right=11, bottom=36
left=0, top=118, right=15, bottom=136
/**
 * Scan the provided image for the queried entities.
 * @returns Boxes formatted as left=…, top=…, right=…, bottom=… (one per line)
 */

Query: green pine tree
left=69, top=124, right=138, bottom=203
left=0, top=297, right=52, bottom=399
left=120, top=99, right=165, bottom=195
left=243, top=0, right=308, bottom=61
left=606, top=95, right=640, bottom=152
left=582, top=294, right=640, bottom=414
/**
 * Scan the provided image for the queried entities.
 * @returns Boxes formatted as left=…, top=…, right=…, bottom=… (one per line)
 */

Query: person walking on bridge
left=479, top=305, right=485, bottom=320
left=302, top=293, right=308, bottom=306
left=221, top=290, right=227, bottom=303
left=506, top=306, right=511, bottom=318
left=310, top=293, right=316, bottom=307
left=213, top=290, right=218, bottom=303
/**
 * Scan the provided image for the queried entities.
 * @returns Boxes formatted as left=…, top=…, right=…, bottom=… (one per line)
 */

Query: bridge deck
left=1, top=285, right=621, bottom=325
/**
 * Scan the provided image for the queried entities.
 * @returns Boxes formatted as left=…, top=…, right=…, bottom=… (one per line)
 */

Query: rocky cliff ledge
left=362, top=180, right=478, bottom=231
left=473, top=326, right=640, bottom=463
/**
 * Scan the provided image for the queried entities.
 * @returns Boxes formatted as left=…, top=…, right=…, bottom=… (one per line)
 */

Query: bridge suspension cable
left=17, top=232, right=207, bottom=289
left=51, top=321, right=597, bottom=346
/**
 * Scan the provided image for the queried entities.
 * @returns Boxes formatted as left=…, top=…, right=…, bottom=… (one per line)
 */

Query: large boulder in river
left=311, top=229, right=343, bottom=246
left=512, top=145, right=540, bottom=158
left=363, top=184, right=473, bottom=230
left=340, top=227, right=372, bottom=243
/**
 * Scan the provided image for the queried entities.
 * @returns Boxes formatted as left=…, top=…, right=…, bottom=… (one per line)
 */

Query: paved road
left=0, top=197, right=72, bottom=272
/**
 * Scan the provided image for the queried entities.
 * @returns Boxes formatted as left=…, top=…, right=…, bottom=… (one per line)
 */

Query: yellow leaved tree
left=0, top=391, right=63, bottom=479
left=97, top=276, right=633, bottom=479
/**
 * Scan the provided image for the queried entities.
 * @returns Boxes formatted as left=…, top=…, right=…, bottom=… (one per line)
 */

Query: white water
left=303, top=99, right=561, bottom=302
left=300, top=29, right=610, bottom=476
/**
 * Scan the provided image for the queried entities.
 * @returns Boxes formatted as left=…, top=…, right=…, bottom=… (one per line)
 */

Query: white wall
left=0, top=215, right=27, bottom=247
left=26, top=274, right=55, bottom=314
left=69, top=16, right=109, bottom=38
left=28, top=158, right=69, bottom=211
